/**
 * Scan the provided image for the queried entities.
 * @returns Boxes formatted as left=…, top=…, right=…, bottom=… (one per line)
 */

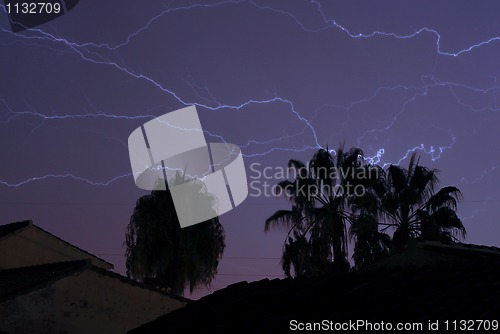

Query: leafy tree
left=125, top=174, right=225, bottom=295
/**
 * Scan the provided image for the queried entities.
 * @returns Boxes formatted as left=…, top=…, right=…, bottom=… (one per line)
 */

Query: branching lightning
left=1, top=0, right=499, bottom=189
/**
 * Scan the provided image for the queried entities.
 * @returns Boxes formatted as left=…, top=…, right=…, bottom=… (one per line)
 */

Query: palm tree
left=348, top=164, right=392, bottom=269
left=265, top=145, right=367, bottom=277
left=125, top=173, right=225, bottom=295
left=379, top=153, right=465, bottom=251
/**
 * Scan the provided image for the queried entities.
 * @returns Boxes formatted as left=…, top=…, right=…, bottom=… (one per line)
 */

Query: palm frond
left=288, top=159, right=308, bottom=178
left=431, top=206, right=466, bottom=239
left=427, top=186, right=463, bottom=211
left=387, top=165, right=408, bottom=193
left=407, top=152, right=418, bottom=178
left=264, top=209, right=299, bottom=232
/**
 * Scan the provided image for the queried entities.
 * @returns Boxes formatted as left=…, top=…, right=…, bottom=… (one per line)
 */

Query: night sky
left=1, top=1, right=500, bottom=299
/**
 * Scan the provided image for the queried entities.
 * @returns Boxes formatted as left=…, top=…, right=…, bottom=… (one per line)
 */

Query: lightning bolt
left=1, top=1, right=499, bottom=189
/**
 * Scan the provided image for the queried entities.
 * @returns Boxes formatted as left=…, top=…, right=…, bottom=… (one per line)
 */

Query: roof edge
left=90, top=265, right=192, bottom=303
left=0, top=220, right=32, bottom=240
left=29, top=221, right=114, bottom=269
left=0, top=259, right=90, bottom=302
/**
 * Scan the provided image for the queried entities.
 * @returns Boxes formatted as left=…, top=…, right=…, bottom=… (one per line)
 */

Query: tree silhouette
left=379, top=153, right=466, bottom=251
left=125, top=173, right=225, bottom=295
left=348, top=164, right=391, bottom=269
left=265, top=145, right=368, bottom=277
left=266, top=148, right=466, bottom=274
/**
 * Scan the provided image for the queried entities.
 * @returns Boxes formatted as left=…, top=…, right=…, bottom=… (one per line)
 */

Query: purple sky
left=1, top=1, right=500, bottom=299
